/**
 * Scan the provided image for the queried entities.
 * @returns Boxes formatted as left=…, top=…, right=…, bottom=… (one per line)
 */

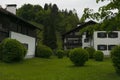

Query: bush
left=56, top=50, right=64, bottom=58
left=0, top=38, right=27, bottom=63
left=64, top=50, right=71, bottom=57
left=36, top=44, right=53, bottom=58
left=86, top=47, right=95, bottom=58
left=111, top=45, right=120, bottom=75
left=94, top=50, right=104, bottom=61
left=69, top=48, right=89, bottom=66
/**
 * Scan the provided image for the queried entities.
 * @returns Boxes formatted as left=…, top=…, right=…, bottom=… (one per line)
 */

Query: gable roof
left=62, top=20, right=97, bottom=37
left=0, top=8, right=41, bottom=30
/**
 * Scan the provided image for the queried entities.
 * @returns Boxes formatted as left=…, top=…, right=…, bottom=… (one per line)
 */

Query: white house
left=62, top=20, right=120, bottom=56
left=93, top=31, right=120, bottom=56
left=0, top=4, right=41, bottom=58
left=82, top=31, right=120, bottom=56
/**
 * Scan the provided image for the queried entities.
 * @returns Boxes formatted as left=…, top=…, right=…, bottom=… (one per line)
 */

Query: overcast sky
left=0, top=0, right=109, bottom=18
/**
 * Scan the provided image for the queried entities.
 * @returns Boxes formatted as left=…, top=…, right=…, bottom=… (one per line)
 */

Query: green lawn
left=0, top=57, right=120, bottom=80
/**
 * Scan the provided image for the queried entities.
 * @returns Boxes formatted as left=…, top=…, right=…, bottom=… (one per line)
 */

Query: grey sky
left=0, top=0, right=109, bottom=18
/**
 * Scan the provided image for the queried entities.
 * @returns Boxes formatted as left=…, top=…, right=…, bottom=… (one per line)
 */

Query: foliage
left=17, top=3, right=80, bottom=49
left=17, top=4, right=43, bottom=21
left=81, top=0, right=120, bottom=22
left=64, top=49, right=71, bottom=57
left=56, top=50, right=64, bottom=59
left=86, top=47, right=95, bottom=59
left=69, top=48, right=89, bottom=66
left=36, top=44, right=53, bottom=58
left=0, top=38, right=27, bottom=63
left=80, top=0, right=120, bottom=35
left=94, top=50, right=104, bottom=61
left=111, top=45, right=120, bottom=75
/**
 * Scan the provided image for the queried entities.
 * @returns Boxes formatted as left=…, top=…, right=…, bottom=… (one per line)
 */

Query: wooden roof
left=0, top=8, right=41, bottom=30
left=62, top=20, right=97, bottom=37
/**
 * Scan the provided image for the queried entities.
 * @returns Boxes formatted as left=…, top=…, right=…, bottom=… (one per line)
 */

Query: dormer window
left=97, top=32, right=107, bottom=38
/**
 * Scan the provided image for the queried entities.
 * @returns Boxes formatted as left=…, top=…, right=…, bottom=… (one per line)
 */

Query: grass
left=0, top=57, right=120, bottom=80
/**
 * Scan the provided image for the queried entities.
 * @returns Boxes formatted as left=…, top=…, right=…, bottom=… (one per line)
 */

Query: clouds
left=0, top=0, right=109, bottom=18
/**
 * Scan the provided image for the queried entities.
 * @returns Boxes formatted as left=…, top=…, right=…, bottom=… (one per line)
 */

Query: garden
left=0, top=57, right=120, bottom=80
left=0, top=38, right=120, bottom=80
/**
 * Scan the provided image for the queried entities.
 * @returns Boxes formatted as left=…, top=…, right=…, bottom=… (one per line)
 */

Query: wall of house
left=93, top=31, right=120, bottom=56
left=82, top=32, right=94, bottom=49
left=82, top=34, right=90, bottom=48
left=10, top=31, right=36, bottom=58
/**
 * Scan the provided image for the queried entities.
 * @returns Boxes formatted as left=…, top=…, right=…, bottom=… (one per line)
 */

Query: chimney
left=0, top=5, right=2, bottom=8
left=6, top=4, right=17, bottom=15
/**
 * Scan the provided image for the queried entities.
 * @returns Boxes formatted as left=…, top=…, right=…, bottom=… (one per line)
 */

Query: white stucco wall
left=82, top=34, right=94, bottom=48
left=93, top=31, right=120, bottom=56
left=10, top=31, right=36, bottom=58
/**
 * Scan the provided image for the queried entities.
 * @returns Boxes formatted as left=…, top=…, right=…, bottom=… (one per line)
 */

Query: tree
left=17, top=4, right=35, bottom=21
left=81, top=0, right=120, bottom=21
left=44, top=3, right=49, bottom=10
left=17, top=3, right=80, bottom=49
left=43, top=4, right=58, bottom=49
left=80, top=0, right=120, bottom=34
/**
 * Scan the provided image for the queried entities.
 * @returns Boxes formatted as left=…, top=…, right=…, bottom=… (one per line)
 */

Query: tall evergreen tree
left=43, top=4, right=58, bottom=49
left=17, top=3, right=80, bottom=49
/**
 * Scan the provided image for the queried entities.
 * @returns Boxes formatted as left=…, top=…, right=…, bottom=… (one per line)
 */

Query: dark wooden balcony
left=64, top=42, right=82, bottom=46
left=65, top=35, right=82, bottom=38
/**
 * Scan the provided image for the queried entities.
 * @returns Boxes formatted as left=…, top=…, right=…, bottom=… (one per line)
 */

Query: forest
left=17, top=3, right=80, bottom=49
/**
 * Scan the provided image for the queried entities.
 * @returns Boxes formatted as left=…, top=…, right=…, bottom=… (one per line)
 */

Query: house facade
left=62, top=20, right=120, bottom=56
left=62, top=20, right=96, bottom=50
left=0, top=4, right=41, bottom=58
left=93, top=31, right=120, bottom=56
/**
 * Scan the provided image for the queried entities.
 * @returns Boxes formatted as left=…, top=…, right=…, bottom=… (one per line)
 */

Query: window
left=84, top=38, right=89, bottom=42
left=97, top=45, right=107, bottom=50
left=97, top=32, right=107, bottom=38
left=108, top=45, right=116, bottom=50
left=108, top=32, right=118, bottom=38
left=23, top=43, right=28, bottom=50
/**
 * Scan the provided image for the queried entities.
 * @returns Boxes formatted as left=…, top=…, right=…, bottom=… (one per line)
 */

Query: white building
left=93, top=31, right=120, bottom=56
left=62, top=20, right=120, bottom=56
left=82, top=31, right=120, bottom=56
left=0, top=4, right=41, bottom=58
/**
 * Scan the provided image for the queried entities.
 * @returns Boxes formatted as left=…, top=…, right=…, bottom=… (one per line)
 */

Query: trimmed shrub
left=64, top=50, right=71, bottom=57
left=69, top=48, right=89, bottom=66
left=36, top=44, right=53, bottom=58
left=0, top=38, right=27, bottom=63
left=56, top=50, right=64, bottom=58
left=86, top=47, right=95, bottom=58
left=94, top=50, right=104, bottom=61
left=110, top=45, right=120, bottom=75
